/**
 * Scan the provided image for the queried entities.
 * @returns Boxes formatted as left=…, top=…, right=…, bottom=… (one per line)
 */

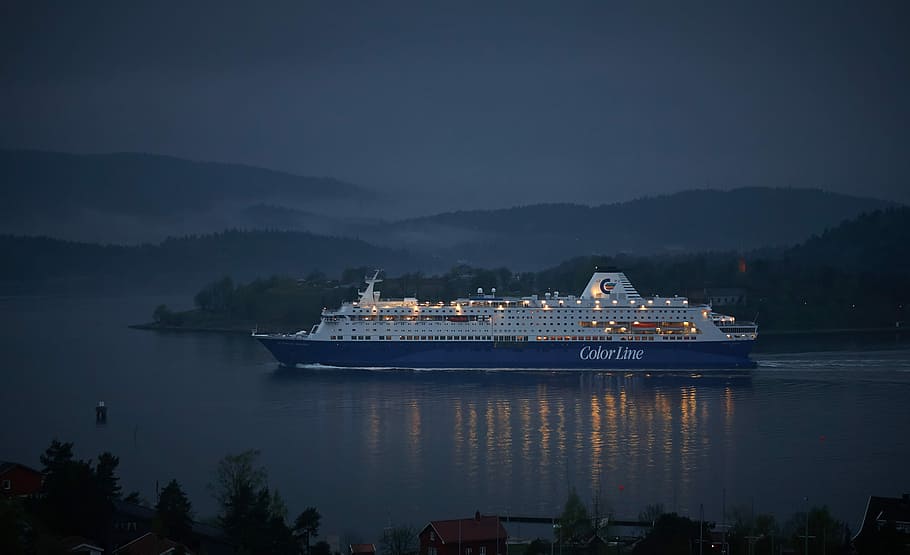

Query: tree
left=381, top=524, right=416, bottom=555
left=95, top=452, right=121, bottom=500
left=156, top=479, right=194, bottom=545
left=559, top=488, right=591, bottom=543
left=632, top=513, right=710, bottom=555
left=212, top=450, right=267, bottom=513
left=211, top=449, right=296, bottom=554
left=152, top=304, right=183, bottom=326
left=195, top=276, right=235, bottom=312
left=0, top=496, right=30, bottom=555
left=39, top=439, right=74, bottom=476
left=312, top=540, right=333, bottom=555
left=37, top=440, right=115, bottom=541
left=294, top=506, right=322, bottom=555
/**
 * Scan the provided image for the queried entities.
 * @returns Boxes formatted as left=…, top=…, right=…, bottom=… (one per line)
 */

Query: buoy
left=96, top=401, right=107, bottom=423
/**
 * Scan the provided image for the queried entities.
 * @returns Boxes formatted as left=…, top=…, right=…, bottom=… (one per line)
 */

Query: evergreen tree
left=211, top=449, right=297, bottom=554
left=156, top=479, right=194, bottom=545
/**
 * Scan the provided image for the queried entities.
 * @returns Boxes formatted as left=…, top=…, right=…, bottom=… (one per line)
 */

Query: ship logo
left=599, top=279, right=615, bottom=295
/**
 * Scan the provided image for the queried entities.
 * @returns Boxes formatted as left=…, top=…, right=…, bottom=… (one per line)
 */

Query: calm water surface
left=2, top=296, right=909, bottom=542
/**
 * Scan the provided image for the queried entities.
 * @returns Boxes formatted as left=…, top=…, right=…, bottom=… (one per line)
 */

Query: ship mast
left=357, top=269, right=383, bottom=305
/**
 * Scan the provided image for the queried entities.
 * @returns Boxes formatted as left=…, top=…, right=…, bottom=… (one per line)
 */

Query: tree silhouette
left=156, top=479, right=194, bottom=545
left=559, top=488, right=591, bottom=543
left=381, top=524, right=416, bottom=555
left=294, top=507, right=322, bottom=555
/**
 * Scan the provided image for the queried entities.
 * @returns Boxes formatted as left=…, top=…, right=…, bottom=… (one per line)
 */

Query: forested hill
left=785, top=207, right=910, bottom=274
left=0, top=230, right=422, bottom=294
left=0, top=149, right=377, bottom=243
left=145, top=208, right=909, bottom=332
left=515, top=207, right=910, bottom=331
left=0, top=149, right=898, bottom=259
left=367, top=187, right=896, bottom=268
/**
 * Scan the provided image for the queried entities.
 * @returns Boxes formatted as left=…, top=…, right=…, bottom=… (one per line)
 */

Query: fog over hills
left=0, top=149, right=379, bottom=243
left=0, top=150, right=899, bottom=267
left=2, top=206, right=907, bottom=297
left=363, top=188, right=895, bottom=269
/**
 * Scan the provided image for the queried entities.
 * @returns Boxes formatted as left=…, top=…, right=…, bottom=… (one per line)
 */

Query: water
left=1, top=295, right=909, bottom=543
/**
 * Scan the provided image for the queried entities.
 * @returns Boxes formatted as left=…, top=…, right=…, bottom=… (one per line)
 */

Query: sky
left=2, top=1, right=909, bottom=207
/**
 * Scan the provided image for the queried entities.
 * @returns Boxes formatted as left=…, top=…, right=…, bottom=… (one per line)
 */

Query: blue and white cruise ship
left=254, top=271, right=758, bottom=370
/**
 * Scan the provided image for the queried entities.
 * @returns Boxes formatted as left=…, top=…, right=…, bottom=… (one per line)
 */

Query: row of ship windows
left=341, top=318, right=697, bottom=324
left=354, top=306, right=693, bottom=316
left=349, top=308, right=691, bottom=315
left=537, top=335, right=698, bottom=341
left=329, top=334, right=699, bottom=341
left=347, top=328, right=700, bottom=335
left=344, top=324, right=701, bottom=331
left=335, top=335, right=495, bottom=341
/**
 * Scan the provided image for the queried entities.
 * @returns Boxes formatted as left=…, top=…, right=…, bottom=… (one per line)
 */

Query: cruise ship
left=253, top=270, right=758, bottom=370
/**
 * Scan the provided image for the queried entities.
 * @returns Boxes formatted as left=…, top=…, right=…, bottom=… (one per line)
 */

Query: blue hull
left=256, top=338, right=757, bottom=370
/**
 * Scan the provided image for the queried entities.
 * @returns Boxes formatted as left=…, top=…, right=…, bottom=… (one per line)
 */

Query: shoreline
left=128, top=322, right=262, bottom=334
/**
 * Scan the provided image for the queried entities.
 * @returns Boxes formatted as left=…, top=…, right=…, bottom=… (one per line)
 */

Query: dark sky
left=2, top=1, right=908, bottom=208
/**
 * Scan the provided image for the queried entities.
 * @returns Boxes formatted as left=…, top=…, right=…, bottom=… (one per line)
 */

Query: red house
left=350, top=543, right=377, bottom=555
left=420, top=512, right=508, bottom=555
left=0, top=461, right=43, bottom=497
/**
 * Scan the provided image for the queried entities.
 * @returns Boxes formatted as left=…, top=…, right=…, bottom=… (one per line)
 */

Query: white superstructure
left=297, top=270, right=757, bottom=345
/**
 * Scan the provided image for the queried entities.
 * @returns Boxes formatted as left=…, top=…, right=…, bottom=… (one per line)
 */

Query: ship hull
left=255, top=337, right=757, bottom=370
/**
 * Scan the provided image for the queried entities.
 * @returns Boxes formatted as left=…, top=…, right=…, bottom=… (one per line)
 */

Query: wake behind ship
left=254, top=271, right=757, bottom=370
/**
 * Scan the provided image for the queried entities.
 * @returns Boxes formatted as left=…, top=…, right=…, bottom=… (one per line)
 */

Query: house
left=853, top=494, right=910, bottom=553
left=0, top=460, right=43, bottom=497
left=113, top=532, right=193, bottom=555
left=60, top=536, right=105, bottom=554
left=110, top=500, right=233, bottom=555
left=420, top=512, right=508, bottom=555
left=351, top=543, right=377, bottom=555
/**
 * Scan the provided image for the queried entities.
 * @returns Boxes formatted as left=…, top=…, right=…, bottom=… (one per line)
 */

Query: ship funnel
left=580, top=271, right=641, bottom=300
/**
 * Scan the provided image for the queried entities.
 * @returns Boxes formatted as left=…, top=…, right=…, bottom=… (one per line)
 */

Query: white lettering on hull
left=579, top=345, right=643, bottom=361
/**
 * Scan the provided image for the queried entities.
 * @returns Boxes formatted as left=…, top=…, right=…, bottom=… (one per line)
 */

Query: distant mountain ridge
left=0, top=150, right=899, bottom=262
left=0, top=149, right=378, bottom=243
left=360, top=187, right=897, bottom=268
left=2, top=206, right=907, bottom=296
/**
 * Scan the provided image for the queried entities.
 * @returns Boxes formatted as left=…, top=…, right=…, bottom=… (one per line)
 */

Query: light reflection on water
left=2, top=296, right=910, bottom=542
